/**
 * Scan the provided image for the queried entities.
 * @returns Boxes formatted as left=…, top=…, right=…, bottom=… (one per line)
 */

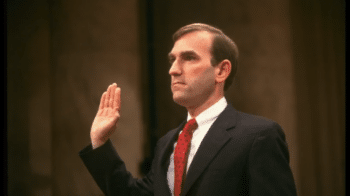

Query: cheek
left=187, top=69, right=215, bottom=90
left=199, top=68, right=216, bottom=84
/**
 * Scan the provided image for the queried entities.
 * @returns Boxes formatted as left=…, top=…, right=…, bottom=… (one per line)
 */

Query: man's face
left=168, top=31, right=216, bottom=108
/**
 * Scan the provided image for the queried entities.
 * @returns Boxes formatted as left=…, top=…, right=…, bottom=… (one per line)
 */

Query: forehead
left=170, top=31, right=213, bottom=56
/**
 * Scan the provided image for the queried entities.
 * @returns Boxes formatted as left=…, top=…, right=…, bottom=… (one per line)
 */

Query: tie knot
left=183, top=118, right=198, bottom=134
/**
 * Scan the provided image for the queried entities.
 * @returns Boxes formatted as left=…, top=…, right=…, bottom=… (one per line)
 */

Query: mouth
left=172, top=82, right=185, bottom=86
left=171, top=82, right=186, bottom=91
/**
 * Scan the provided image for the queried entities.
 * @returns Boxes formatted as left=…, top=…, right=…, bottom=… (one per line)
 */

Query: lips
left=172, top=81, right=185, bottom=85
left=171, top=81, right=185, bottom=91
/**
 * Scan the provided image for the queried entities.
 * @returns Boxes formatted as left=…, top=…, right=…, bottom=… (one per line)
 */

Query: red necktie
left=174, top=118, right=198, bottom=196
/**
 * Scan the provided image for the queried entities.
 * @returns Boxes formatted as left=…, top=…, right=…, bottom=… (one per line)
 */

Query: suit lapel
left=158, top=121, right=186, bottom=169
left=181, top=105, right=238, bottom=196
left=155, top=121, right=186, bottom=196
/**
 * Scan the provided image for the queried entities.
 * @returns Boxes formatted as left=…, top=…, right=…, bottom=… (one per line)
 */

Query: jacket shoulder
left=237, top=111, right=278, bottom=128
left=232, top=110, right=285, bottom=138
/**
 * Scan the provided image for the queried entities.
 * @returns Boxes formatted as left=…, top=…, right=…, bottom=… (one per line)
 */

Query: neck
left=187, top=92, right=224, bottom=118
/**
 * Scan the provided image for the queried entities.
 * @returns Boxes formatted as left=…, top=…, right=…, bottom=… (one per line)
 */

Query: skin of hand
left=90, top=83, right=121, bottom=149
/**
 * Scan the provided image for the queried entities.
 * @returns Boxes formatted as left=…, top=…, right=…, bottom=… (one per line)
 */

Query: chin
left=172, top=93, right=195, bottom=108
left=172, top=94, right=188, bottom=107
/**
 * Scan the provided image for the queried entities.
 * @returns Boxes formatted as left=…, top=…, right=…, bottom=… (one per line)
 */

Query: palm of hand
left=91, top=83, right=121, bottom=149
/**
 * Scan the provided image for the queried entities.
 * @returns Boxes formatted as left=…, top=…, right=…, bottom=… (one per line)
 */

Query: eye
left=184, top=55, right=196, bottom=61
left=168, top=57, right=175, bottom=65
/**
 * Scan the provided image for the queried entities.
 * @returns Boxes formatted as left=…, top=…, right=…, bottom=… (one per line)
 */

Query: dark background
left=7, top=0, right=345, bottom=195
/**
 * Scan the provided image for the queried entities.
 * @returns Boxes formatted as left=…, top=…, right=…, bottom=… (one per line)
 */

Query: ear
left=215, top=60, right=231, bottom=84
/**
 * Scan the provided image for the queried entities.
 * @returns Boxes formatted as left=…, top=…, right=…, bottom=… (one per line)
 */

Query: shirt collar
left=187, top=97, right=228, bottom=127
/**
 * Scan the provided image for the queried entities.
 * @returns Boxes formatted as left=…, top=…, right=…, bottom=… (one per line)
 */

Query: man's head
left=172, top=23, right=239, bottom=91
left=168, top=23, right=238, bottom=111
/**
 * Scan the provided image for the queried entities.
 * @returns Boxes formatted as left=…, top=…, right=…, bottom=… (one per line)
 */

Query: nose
left=169, top=61, right=181, bottom=76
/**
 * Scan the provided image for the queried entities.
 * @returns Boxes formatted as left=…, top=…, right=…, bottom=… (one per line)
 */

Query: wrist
left=91, top=137, right=107, bottom=149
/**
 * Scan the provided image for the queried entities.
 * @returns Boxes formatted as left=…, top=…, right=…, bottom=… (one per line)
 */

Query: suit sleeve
left=248, top=123, right=297, bottom=196
left=79, top=140, right=154, bottom=196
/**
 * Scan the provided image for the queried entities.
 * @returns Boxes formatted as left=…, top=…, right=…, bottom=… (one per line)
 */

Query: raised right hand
left=90, top=83, right=121, bottom=149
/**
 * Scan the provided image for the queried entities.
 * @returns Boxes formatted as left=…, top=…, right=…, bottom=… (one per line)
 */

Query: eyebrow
left=168, top=50, right=198, bottom=60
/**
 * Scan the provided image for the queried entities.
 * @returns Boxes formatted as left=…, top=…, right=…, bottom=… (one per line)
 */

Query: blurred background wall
left=7, top=0, right=344, bottom=195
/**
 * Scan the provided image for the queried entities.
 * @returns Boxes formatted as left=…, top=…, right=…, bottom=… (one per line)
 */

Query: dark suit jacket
left=79, top=104, right=297, bottom=196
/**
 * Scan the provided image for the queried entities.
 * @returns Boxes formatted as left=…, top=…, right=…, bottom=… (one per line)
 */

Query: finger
left=109, top=83, right=117, bottom=108
left=114, top=87, right=121, bottom=110
left=104, top=85, right=112, bottom=107
left=99, top=92, right=107, bottom=110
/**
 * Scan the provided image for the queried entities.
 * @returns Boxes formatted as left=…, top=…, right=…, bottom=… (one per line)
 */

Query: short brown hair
left=173, top=23, right=239, bottom=91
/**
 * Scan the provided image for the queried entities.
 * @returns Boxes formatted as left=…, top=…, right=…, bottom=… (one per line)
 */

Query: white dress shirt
left=166, top=97, right=228, bottom=195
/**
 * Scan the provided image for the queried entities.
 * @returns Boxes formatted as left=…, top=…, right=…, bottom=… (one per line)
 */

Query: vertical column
left=7, top=0, right=52, bottom=195
left=50, top=0, right=143, bottom=195
left=290, top=0, right=345, bottom=195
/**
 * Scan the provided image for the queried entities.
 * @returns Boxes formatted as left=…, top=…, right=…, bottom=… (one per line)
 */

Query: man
left=79, top=23, right=297, bottom=196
